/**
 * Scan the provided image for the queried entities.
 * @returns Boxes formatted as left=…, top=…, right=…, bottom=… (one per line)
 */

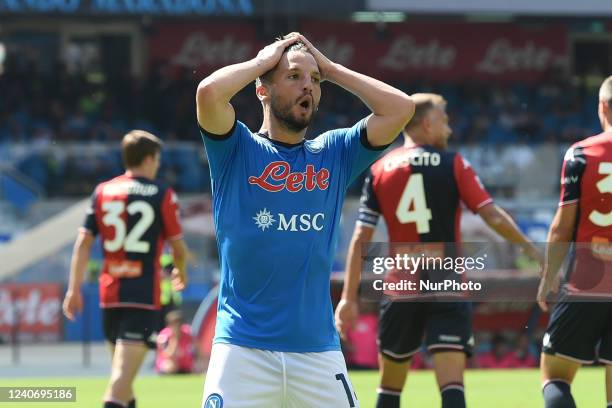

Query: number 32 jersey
left=359, top=145, right=492, bottom=243
left=82, top=174, right=183, bottom=309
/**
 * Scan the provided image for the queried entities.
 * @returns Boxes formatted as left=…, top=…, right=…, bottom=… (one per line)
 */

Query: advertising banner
left=152, top=21, right=568, bottom=82
left=301, top=21, right=569, bottom=82
left=0, top=283, right=62, bottom=342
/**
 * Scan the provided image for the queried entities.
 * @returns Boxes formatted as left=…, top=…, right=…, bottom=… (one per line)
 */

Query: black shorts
left=543, top=301, right=612, bottom=364
left=102, top=308, right=159, bottom=350
left=378, top=300, right=473, bottom=362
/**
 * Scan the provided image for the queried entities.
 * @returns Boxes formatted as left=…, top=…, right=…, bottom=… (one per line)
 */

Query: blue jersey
left=201, top=118, right=386, bottom=352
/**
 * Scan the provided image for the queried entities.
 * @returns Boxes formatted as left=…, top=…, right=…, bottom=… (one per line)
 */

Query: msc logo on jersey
left=253, top=209, right=276, bottom=231
left=248, top=161, right=330, bottom=192
left=253, top=208, right=325, bottom=232
left=203, top=393, right=223, bottom=408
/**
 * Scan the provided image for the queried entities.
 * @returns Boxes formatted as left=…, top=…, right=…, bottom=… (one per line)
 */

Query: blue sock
left=440, top=383, right=466, bottom=408
left=542, top=380, right=576, bottom=408
left=376, top=387, right=401, bottom=408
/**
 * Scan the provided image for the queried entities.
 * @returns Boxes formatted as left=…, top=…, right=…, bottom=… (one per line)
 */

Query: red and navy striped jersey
left=82, top=174, right=183, bottom=309
left=559, top=132, right=612, bottom=295
left=358, top=145, right=492, bottom=243
left=559, top=132, right=612, bottom=243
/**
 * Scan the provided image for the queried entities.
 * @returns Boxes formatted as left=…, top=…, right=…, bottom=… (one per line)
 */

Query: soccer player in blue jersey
left=197, top=33, right=414, bottom=407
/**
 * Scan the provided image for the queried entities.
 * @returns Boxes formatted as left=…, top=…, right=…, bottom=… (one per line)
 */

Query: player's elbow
left=397, top=94, right=415, bottom=124
left=75, top=231, right=95, bottom=252
left=386, top=93, right=414, bottom=129
left=479, top=204, right=504, bottom=228
left=387, top=94, right=415, bottom=142
left=170, top=239, right=188, bottom=260
left=485, top=213, right=504, bottom=229
left=196, top=79, right=218, bottom=107
left=351, top=224, right=375, bottom=244
left=548, top=224, right=575, bottom=243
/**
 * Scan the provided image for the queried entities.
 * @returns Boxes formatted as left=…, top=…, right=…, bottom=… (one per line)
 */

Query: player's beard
left=270, top=93, right=317, bottom=133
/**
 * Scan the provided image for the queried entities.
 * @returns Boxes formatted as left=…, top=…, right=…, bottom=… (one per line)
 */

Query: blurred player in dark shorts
left=538, top=75, right=612, bottom=408
left=336, top=93, right=541, bottom=408
left=62, top=130, right=188, bottom=408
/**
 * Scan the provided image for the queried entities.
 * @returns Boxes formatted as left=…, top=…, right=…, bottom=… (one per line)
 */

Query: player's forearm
left=342, top=241, right=362, bottom=302
left=67, top=234, right=92, bottom=293
left=197, top=58, right=273, bottom=105
left=326, top=64, right=414, bottom=123
left=341, top=225, right=374, bottom=301
left=171, top=240, right=188, bottom=277
left=482, top=205, right=537, bottom=252
left=542, top=217, right=574, bottom=284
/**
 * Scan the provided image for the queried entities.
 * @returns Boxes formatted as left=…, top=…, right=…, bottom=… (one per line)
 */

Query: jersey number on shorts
left=335, top=373, right=356, bottom=407
left=102, top=200, right=155, bottom=253
left=395, top=173, right=432, bottom=234
left=589, top=162, right=612, bottom=227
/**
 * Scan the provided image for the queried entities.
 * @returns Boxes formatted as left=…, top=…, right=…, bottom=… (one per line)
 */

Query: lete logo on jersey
left=248, top=161, right=330, bottom=192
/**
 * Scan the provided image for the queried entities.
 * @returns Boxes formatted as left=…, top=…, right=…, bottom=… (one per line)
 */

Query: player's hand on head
left=256, top=35, right=301, bottom=72
left=334, top=298, right=359, bottom=341
left=295, top=34, right=335, bottom=80
left=62, top=290, right=83, bottom=321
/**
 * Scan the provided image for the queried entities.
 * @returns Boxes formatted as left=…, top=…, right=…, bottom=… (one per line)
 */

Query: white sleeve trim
left=356, top=220, right=376, bottom=229
left=558, top=199, right=579, bottom=207
left=359, top=207, right=380, bottom=216
left=475, top=198, right=494, bottom=211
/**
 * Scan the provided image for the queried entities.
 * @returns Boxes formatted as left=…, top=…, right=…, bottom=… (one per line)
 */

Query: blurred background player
left=155, top=310, right=195, bottom=374
left=197, top=33, right=413, bottom=407
left=158, top=253, right=183, bottom=331
left=62, top=130, right=188, bottom=408
left=335, top=93, right=541, bottom=408
left=342, top=297, right=379, bottom=370
left=537, top=75, right=612, bottom=408
left=476, top=332, right=537, bottom=369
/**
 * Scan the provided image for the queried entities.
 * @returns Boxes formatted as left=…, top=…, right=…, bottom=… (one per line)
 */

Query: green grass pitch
left=0, top=368, right=604, bottom=407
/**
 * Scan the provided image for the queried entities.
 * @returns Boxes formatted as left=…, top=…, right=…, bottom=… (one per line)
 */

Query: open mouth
left=297, top=96, right=312, bottom=111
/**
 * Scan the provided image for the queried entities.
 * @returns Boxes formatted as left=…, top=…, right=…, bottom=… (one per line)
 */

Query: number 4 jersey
left=81, top=174, right=183, bottom=309
left=359, top=144, right=492, bottom=243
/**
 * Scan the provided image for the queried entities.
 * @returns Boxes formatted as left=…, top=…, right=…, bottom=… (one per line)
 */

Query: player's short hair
left=255, top=36, right=312, bottom=87
left=121, top=130, right=162, bottom=169
left=600, top=75, right=612, bottom=104
left=404, top=93, right=447, bottom=131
